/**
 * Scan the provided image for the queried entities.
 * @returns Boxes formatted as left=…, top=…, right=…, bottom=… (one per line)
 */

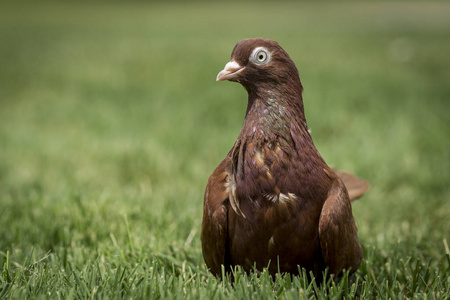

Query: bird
left=201, top=38, right=369, bottom=278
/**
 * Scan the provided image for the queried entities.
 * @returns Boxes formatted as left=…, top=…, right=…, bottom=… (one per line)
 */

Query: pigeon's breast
left=224, top=137, right=331, bottom=273
left=226, top=176, right=324, bottom=274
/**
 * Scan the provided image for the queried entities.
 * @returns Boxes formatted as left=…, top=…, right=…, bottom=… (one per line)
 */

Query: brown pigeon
left=201, top=38, right=369, bottom=277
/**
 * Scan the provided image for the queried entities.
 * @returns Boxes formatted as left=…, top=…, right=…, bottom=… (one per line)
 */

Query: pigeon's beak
left=216, top=61, right=245, bottom=81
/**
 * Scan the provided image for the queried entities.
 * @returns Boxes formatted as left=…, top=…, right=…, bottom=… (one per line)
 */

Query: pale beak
left=216, top=60, right=245, bottom=81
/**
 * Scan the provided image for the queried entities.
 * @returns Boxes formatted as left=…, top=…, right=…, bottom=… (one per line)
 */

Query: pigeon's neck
left=240, top=83, right=309, bottom=143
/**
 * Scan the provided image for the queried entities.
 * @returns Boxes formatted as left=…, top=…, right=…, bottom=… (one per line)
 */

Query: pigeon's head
left=216, top=38, right=301, bottom=92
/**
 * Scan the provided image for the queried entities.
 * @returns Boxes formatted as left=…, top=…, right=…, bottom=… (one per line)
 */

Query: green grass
left=1, top=1, right=449, bottom=298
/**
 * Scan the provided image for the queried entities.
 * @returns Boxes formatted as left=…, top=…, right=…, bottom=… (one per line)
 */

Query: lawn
left=0, top=1, right=449, bottom=298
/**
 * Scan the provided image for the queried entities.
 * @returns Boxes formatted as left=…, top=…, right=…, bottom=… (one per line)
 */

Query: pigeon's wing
left=333, top=169, right=369, bottom=201
left=318, top=169, right=363, bottom=274
left=201, top=158, right=230, bottom=276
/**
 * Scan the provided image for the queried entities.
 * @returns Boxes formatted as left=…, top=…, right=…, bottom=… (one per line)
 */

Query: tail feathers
left=333, top=170, right=370, bottom=201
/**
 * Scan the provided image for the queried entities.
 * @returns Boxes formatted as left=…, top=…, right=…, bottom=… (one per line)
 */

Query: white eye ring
left=250, top=47, right=271, bottom=65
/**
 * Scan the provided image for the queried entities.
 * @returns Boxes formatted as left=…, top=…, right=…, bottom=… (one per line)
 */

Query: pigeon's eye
left=257, top=51, right=267, bottom=62
left=250, top=47, right=271, bottom=65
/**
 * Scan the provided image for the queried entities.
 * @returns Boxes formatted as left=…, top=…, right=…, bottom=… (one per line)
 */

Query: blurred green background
left=0, top=1, right=449, bottom=298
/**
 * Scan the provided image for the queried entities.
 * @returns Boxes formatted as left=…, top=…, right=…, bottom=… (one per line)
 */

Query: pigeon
left=201, top=38, right=369, bottom=277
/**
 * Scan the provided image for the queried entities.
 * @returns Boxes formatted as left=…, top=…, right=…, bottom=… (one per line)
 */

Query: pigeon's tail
left=333, top=170, right=370, bottom=202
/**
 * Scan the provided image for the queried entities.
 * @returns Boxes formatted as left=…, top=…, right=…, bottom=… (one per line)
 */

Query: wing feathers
left=201, top=159, right=230, bottom=276
left=319, top=169, right=363, bottom=274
